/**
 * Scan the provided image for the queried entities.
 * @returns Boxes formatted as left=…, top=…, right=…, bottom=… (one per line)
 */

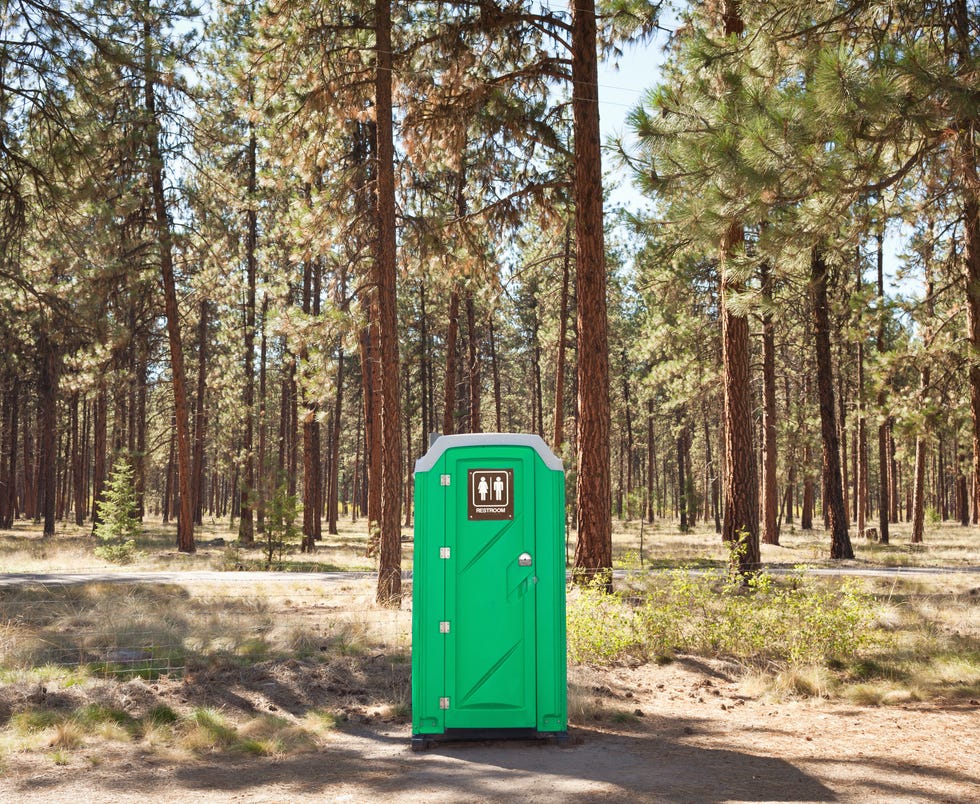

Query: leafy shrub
left=567, top=569, right=877, bottom=669
left=567, top=577, right=647, bottom=664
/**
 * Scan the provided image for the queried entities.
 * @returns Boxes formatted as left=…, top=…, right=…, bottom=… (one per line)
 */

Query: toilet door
left=443, top=449, right=536, bottom=729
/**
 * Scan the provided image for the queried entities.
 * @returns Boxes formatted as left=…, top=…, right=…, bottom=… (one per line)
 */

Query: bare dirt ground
left=1, top=657, right=977, bottom=803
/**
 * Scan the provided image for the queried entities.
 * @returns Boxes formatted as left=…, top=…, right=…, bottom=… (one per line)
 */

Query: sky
left=596, top=17, right=673, bottom=217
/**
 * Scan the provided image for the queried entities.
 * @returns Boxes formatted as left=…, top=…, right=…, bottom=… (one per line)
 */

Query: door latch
left=518, top=552, right=533, bottom=567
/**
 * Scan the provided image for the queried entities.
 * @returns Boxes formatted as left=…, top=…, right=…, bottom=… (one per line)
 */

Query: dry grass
left=0, top=575, right=412, bottom=767
left=0, top=577, right=408, bottom=684
left=608, top=517, right=980, bottom=570
left=0, top=516, right=397, bottom=575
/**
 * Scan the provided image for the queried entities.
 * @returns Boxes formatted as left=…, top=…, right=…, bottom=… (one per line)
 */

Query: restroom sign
left=468, top=469, right=514, bottom=520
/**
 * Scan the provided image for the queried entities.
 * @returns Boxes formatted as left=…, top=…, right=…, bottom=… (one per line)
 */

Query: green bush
left=567, top=569, right=877, bottom=669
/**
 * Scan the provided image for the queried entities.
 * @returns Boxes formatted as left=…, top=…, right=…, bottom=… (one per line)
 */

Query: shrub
left=567, top=569, right=878, bottom=669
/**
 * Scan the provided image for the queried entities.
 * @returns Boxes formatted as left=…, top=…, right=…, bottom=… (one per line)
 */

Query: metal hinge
left=439, top=621, right=450, bottom=634
left=439, top=547, right=450, bottom=559
left=440, top=474, right=451, bottom=486
left=439, top=697, right=450, bottom=710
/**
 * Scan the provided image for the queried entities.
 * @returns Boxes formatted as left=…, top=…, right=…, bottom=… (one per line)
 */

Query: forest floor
left=0, top=634, right=978, bottom=802
left=0, top=519, right=978, bottom=801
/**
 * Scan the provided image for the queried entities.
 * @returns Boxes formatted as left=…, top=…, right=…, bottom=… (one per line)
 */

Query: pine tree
left=94, top=458, right=140, bottom=563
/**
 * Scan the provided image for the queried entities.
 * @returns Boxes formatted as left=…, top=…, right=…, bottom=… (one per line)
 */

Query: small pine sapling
left=94, top=459, right=140, bottom=563
left=265, top=480, right=300, bottom=568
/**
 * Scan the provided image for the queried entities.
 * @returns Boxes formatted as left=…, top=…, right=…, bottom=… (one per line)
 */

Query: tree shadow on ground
left=10, top=718, right=840, bottom=803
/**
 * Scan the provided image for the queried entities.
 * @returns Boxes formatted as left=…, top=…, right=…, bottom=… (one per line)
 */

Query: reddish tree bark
left=811, top=248, right=854, bottom=559
left=760, top=259, right=779, bottom=545
left=571, top=0, right=612, bottom=588
left=239, top=121, right=259, bottom=546
left=443, top=288, right=459, bottom=436
left=374, top=0, right=403, bottom=606
left=145, top=28, right=194, bottom=552
left=192, top=300, right=208, bottom=526
left=0, top=378, right=18, bottom=529
left=553, top=225, right=571, bottom=451
left=465, top=291, right=481, bottom=433
left=38, top=333, right=59, bottom=537
left=327, top=340, right=344, bottom=536
left=720, top=223, right=760, bottom=569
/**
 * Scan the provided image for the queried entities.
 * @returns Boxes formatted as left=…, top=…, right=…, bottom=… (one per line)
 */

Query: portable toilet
left=411, top=433, right=567, bottom=749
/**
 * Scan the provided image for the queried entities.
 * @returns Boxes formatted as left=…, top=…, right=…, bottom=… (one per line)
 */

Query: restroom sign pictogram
left=468, top=469, right=514, bottom=520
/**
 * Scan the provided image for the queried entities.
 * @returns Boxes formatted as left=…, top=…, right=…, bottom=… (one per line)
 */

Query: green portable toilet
left=411, top=433, right=567, bottom=749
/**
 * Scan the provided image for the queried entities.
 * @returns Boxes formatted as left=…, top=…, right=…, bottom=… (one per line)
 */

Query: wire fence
left=0, top=573, right=413, bottom=680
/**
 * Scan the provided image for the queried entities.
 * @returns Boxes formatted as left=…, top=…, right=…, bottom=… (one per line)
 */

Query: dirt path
left=2, top=661, right=977, bottom=803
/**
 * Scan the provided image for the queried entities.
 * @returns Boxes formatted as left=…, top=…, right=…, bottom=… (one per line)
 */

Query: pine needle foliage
left=93, top=459, right=140, bottom=564
left=264, top=480, right=300, bottom=569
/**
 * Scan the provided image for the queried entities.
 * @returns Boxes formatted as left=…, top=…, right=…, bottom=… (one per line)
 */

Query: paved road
left=0, top=564, right=978, bottom=588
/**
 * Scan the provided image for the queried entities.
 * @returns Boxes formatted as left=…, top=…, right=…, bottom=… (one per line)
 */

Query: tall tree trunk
left=0, top=378, right=18, bottom=528
left=489, top=317, right=502, bottom=432
left=875, top=228, right=891, bottom=545
left=418, top=280, right=431, bottom=447
left=811, top=248, right=854, bottom=559
left=837, top=357, right=849, bottom=525
left=257, top=297, right=268, bottom=533
left=646, top=397, right=655, bottom=524
left=145, top=27, right=194, bottom=553
left=720, top=222, right=760, bottom=570
left=888, top=426, right=899, bottom=523
left=676, top=409, right=688, bottom=531
left=553, top=225, right=571, bottom=451
left=192, top=299, right=208, bottom=526
left=956, top=434, right=970, bottom=525
left=620, top=349, right=634, bottom=519
left=301, top=260, right=318, bottom=554
left=531, top=290, right=544, bottom=437
left=949, top=0, right=980, bottom=532
left=327, top=340, right=344, bottom=535
left=360, top=317, right=382, bottom=552
left=443, top=288, right=459, bottom=436
left=802, top=377, right=814, bottom=532
left=912, top=252, right=935, bottom=544
left=703, top=405, right=720, bottom=534
left=38, top=333, right=58, bottom=537
left=374, top=0, right=403, bottom=606
left=857, top=338, right=868, bottom=537
left=288, top=349, right=299, bottom=497
left=239, top=121, right=258, bottom=546
left=91, top=383, right=107, bottom=528
left=571, top=0, right=612, bottom=588
left=466, top=291, right=481, bottom=433
left=760, top=259, right=779, bottom=545
left=162, top=418, right=175, bottom=524
left=911, top=378, right=929, bottom=543
left=134, top=337, right=148, bottom=519
left=71, top=393, right=85, bottom=526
